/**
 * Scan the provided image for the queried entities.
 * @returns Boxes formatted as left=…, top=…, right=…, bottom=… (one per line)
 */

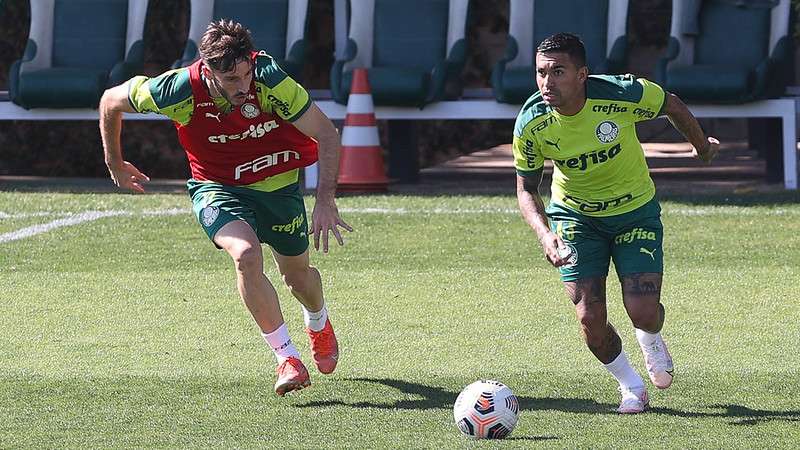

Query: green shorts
left=187, top=179, right=309, bottom=256
left=547, top=197, right=663, bottom=282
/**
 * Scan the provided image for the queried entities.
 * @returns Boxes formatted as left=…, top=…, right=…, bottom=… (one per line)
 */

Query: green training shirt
left=513, top=74, right=667, bottom=217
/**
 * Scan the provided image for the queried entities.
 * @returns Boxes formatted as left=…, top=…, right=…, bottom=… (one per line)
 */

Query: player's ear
left=577, top=66, right=588, bottom=83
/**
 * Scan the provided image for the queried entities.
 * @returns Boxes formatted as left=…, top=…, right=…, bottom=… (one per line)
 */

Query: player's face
left=535, top=52, right=587, bottom=109
left=206, top=59, right=253, bottom=106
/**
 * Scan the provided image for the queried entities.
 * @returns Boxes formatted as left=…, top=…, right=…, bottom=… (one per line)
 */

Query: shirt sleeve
left=512, top=131, right=544, bottom=176
left=253, top=52, right=312, bottom=122
left=631, top=77, right=667, bottom=122
left=127, top=69, right=194, bottom=125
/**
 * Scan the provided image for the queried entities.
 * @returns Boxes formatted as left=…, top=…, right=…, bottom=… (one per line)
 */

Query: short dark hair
left=536, top=33, right=587, bottom=69
left=199, top=19, right=254, bottom=72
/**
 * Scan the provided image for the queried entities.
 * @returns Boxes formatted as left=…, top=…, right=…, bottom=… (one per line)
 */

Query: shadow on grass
left=296, top=377, right=800, bottom=425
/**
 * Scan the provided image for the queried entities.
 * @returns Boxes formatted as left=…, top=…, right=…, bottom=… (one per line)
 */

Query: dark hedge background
left=0, top=0, right=791, bottom=178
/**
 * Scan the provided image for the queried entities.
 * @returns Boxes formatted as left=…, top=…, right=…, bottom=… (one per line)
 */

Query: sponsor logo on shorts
left=615, top=227, right=658, bottom=244
left=595, top=120, right=619, bottom=143
left=201, top=206, right=219, bottom=227
left=640, top=247, right=657, bottom=260
left=272, top=214, right=305, bottom=234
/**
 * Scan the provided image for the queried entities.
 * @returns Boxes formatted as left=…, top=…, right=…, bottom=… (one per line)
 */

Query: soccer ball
left=453, top=380, right=519, bottom=439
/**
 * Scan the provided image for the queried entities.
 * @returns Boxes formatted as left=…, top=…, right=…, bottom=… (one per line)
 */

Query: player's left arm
left=662, top=92, right=720, bottom=163
left=292, top=104, right=353, bottom=252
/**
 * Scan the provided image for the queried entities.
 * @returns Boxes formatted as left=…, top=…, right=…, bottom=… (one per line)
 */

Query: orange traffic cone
left=337, top=68, right=389, bottom=192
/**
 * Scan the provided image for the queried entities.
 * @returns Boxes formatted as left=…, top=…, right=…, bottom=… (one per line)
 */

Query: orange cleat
left=306, top=319, right=339, bottom=374
left=274, top=356, right=310, bottom=396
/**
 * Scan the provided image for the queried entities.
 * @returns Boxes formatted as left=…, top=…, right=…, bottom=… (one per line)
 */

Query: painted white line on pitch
left=0, top=211, right=126, bottom=243
left=1, top=203, right=797, bottom=245
left=141, top=208, right=187, bottom=216
left=0, top=211, right=73, bottom=220
left=0, top=208, right=188, bottom=244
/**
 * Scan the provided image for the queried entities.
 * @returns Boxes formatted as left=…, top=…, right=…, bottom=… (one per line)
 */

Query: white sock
left=635, top=328, right=659, bottom=347
left=262, top=323, right=300, bottom=363
left=302, top=303, right=328, bottom=332
left=603, top=351, right=645, bottom=391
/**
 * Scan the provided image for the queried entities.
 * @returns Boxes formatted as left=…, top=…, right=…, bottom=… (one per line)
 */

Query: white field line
left=0, top=209, right=186, bottom=244
left=0, top=205, right=797, bottom=244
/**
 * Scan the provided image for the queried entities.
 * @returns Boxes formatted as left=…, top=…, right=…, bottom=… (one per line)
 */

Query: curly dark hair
left=536, top=33, right=587, bottom=69
left=199, top=19, right=255, bottom=72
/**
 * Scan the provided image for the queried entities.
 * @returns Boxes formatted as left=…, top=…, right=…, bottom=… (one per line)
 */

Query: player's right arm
left=516, top=171, right=570, bottom=268
left=99, top=81, right=150, bottom=193
left=512, top=126, right=570, bottom=268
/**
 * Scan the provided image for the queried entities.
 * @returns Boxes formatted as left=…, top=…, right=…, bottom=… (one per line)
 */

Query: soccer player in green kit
left=514, top=33, right=719, bottom=413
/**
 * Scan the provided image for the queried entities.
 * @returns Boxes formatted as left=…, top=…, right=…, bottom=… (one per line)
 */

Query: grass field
left=1, top=190, right=799, bottom=448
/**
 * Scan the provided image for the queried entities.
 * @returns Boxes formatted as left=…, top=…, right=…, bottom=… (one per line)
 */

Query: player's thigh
left=547, top=203, right=611, bottom=282
left=610, top=199, right=664, bottom=279
left=249, top=183, right=310, bottom=257
left=214, top=219, right=261, bottom=257
left=187, top=180, right=258, bottom=248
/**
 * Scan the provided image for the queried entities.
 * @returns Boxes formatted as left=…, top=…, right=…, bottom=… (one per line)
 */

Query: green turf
left=1, top=192, right=798, bottom=448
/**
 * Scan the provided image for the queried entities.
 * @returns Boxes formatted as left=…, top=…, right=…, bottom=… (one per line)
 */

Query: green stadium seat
left=173, top=0, right=309, bottom=82
left=8, top=0, right=148, bottom=109
left=492, top=0, right=630, bottom=105
left=656, top=0, right=793, bottom=103
left=330, top=0, right=469, bottom=107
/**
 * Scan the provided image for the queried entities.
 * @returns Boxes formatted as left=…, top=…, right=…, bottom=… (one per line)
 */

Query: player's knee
left=229, top=243, right=263, bottom=274
left=578, top=312, right=605, bottom=338
left=628, top=303, right=662, bottom=331
left=282, top=267, right=311, bottom=292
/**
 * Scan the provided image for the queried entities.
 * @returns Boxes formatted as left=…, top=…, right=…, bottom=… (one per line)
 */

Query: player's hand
left=539, top=231, right=571, bottom=268
left=693, top=136, right=720, bottom=164
left=310, top=200, right=353, bottom=253
left=108, top=161, right=150, bottom=193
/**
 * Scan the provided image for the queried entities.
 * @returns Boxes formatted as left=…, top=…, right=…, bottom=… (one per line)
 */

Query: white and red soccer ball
left=453, top=380, right=519, bottom=439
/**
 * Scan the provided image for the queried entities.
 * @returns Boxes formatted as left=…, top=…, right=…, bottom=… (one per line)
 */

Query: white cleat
left=637, top=330, right=674, bottom=389
left=618, top=386, right=649, bottom=414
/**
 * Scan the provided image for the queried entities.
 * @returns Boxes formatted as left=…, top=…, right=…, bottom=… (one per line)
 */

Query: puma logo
left=205, top=112, right=222, bottom=122
left=545, top=138, right=562, bottom=151
left=639, top=247, right=657, bottom=260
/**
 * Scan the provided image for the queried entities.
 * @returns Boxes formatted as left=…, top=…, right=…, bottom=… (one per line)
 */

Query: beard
left=210, top=76, right=247, bottom=106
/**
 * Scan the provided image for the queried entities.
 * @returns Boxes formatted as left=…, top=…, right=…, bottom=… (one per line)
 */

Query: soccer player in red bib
left=99, top=20, right=350, bottom=396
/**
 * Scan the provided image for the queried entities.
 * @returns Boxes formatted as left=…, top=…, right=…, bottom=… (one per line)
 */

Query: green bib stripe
left=513, top=74, right=667, bottom=217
